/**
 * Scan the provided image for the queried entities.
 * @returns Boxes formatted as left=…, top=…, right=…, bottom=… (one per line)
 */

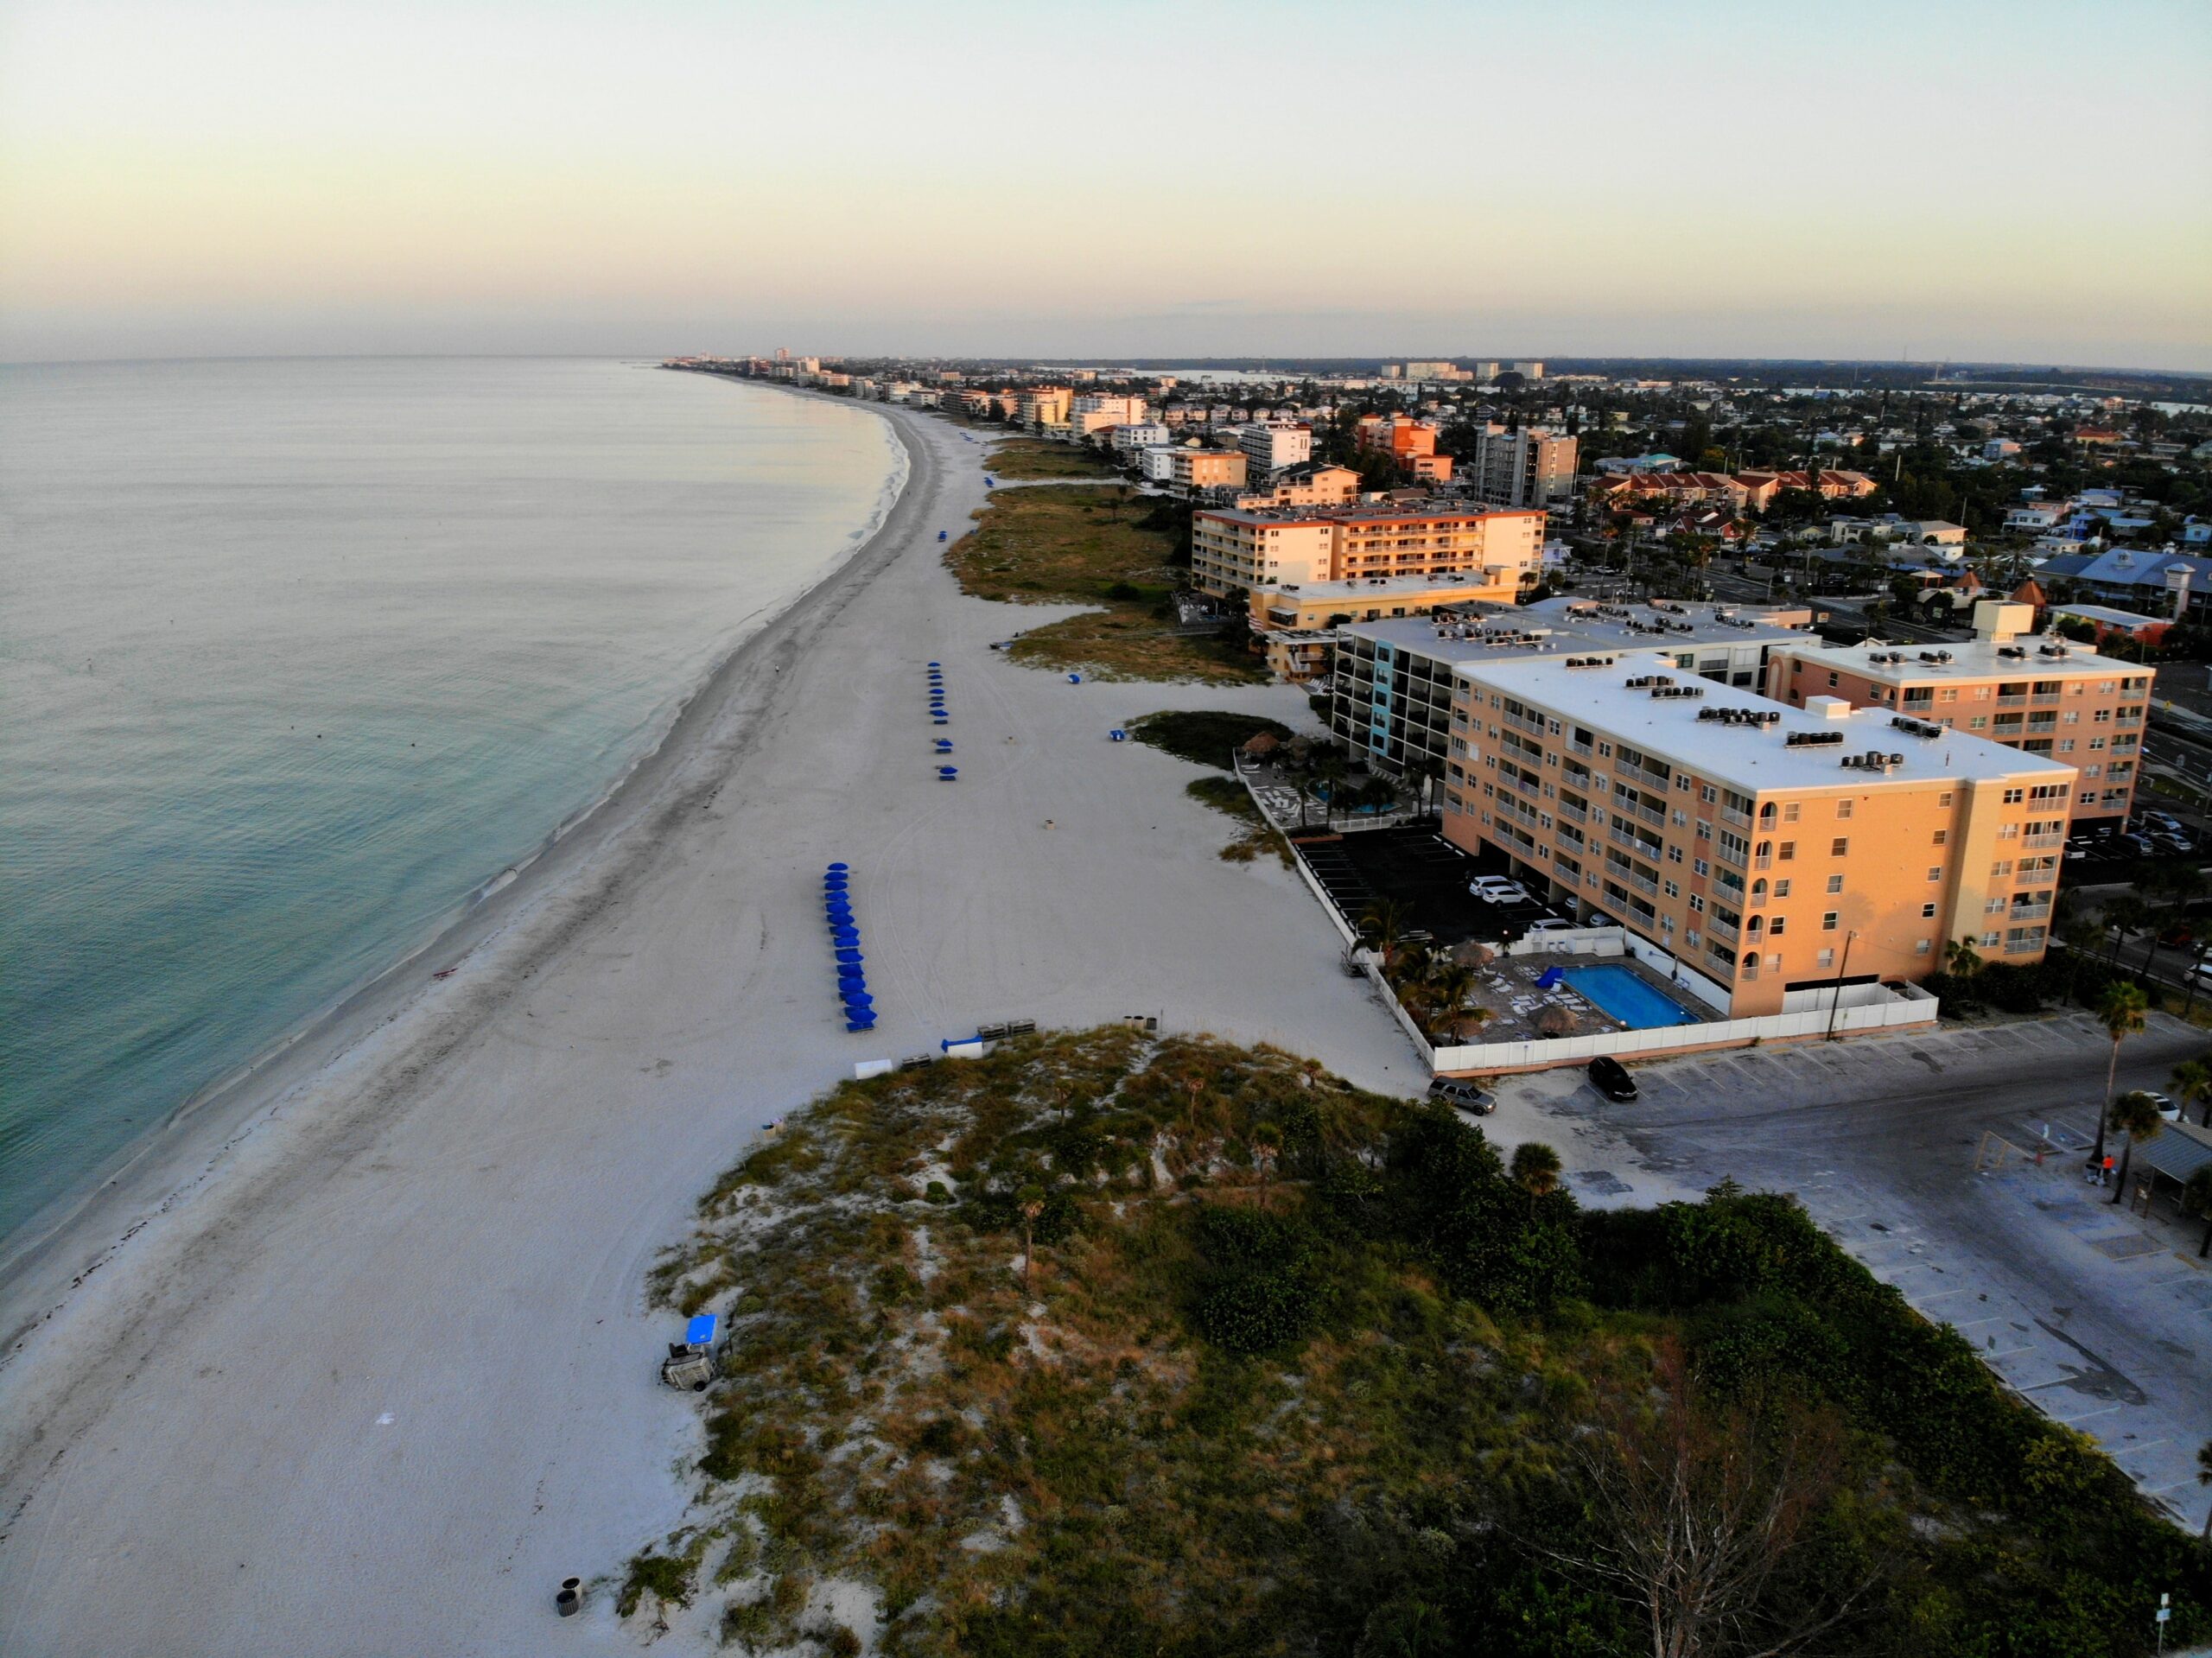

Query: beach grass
left=982, top=437, right=1123, bottom=480
left=628, top=1028, right=2210, bottom=1656
left=948, top=486, right=1265, bottom=684
left=1184, top=775, right=1294, bottom=867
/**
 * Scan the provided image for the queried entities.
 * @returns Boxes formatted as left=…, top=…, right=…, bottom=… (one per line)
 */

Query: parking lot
left=1487, top=1012, right=2212, bottom=1533
left=1287, top=823, right=1579, bottom=949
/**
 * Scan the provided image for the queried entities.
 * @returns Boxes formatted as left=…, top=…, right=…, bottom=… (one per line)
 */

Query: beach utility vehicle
left=661, top=1312, right=720, bottom=1391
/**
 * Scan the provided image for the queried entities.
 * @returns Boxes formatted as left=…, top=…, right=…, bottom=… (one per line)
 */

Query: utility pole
left=1825, top=930, right=1860, bottom=1040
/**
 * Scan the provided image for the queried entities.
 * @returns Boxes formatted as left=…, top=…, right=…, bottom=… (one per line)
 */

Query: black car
left=1428, top=1077, right=1496, bottom=1114
left=1588, top=1055, right=1637, bottom=1102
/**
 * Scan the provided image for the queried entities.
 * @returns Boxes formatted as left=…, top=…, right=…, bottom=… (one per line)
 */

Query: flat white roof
left=1261, top=573, right=1508, bottom=602
left=1775, top=632, right=2140, bottom=683
left=1339, top=599, right=1811, bottom=662
left=1459, top=649, right=2075, bottom=793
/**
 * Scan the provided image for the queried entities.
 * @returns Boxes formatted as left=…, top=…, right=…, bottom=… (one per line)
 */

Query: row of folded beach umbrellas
left=928, top=661, right=957, bottom=780
left=824, top=863, right=874, bottom=1033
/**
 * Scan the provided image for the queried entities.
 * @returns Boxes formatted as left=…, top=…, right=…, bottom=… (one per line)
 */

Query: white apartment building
left=1508, top=360, right=1545, bottom=379
left=1071, top=393, right=1147, bottom=426
left=1465, top=423, right=1579, bottom=508
left=1239, top=422, right=1313, bottom=476
left=1110, top=422, right=1172, bottom=457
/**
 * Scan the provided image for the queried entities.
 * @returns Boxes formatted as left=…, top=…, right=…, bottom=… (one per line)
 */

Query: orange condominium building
left=1764, top=601, right=2149, bottom=827
left=1442, top=650, right=2076, bottom=1017
left=1191, top=502, right=1543, bottom=600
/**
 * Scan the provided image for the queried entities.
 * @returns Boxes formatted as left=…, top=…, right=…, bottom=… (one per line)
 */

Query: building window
left=1778, top=842, right=1795, bottom=861
left=1822, top=912, right=1839, bottom=930
left=1694, top=858, right=1710, bottom=878
left=1775, top=880, right=1791, bottom=898
left=1832, top=838, right=1849, bottom=857
left=1783, top=803, right=1800, bottom=823
left=1816, top=948, right=1835, bottom=968
left=2002, top=787, right=2024, bottom=804
left=1921, top=902, right=1937, bottom=918
left=1664, top=880, right=1680, bottom=899
left=1932, top=829, right=1947, bottom=846
left=1826, top=873, right=1843, bottom=893
left=1769, top=917, right=1787, bottom=937
left=1915, top=938, right=1932, bottom=956
left=1928, top=867, right=1942, bottom=882
left=1836, top=799, right=1853, bottom=819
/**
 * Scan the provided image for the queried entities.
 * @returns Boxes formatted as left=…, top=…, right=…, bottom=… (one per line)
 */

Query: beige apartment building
left=1235, top=464, right=1360, bottom=510
left=1166, top=448, right=1249, bottom=496
left=1764, top=602, right=2147, bottom=826
left=1442, top=650, right=2077, bottom=1017
left=1192, top=502, right=1542, bottom=599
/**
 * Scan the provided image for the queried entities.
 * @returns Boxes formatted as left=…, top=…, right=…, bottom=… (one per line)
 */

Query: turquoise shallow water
left=0, top=359, right=901, bottom=1248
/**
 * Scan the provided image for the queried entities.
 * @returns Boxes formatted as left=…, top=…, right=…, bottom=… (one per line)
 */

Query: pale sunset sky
left=2, top=0, right=2206, bottom=367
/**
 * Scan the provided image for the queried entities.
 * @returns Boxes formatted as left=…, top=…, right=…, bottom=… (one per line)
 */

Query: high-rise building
left=1190, top=502, right=1541, bottom=598
left=1441, top=650, right=2075, bottom=1015
left=1239, top=422, right=1313, bottom=475
left=1465, top=423, right=1579, bottom=508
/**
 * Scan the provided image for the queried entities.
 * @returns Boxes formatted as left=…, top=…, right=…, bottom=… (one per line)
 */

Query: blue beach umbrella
left=835, top=948, right=863, bottom=964
left=842, top=993, right=874, bottom=1010
left=825, top=861, right=849, bottom=873
left=935, top=740, right=953, bottom=752
left=845, top=1020, right=875, bottom=1033
left=927, top=661, right=940, bottom=668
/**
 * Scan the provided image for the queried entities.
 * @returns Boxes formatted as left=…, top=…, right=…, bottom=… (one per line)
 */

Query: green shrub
left=1127, top=709, right=1294, bottom=769
left=1190, top=1204, right=1328, bottom=1354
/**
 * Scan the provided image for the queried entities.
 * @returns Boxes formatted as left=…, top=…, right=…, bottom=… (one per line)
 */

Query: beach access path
left=0, top=397, right=1420, bottom=1656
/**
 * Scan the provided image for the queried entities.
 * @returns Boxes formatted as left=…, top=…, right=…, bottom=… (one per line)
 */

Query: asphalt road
left=1504, top=1013, right=2212, bottom=1531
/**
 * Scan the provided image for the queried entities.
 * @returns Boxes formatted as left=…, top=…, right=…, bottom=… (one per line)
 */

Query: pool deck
left=1455, top=950, right=1719, bottom=1045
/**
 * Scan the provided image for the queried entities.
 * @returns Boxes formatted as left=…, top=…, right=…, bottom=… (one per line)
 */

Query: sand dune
left=0, top=398, right=1422, bottom=1655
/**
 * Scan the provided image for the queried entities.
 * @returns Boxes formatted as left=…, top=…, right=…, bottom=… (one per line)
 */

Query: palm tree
left=1016, top=1185, right=1046, bottom=1295
left=1357, top=899, right=1412, bottom=970
left=1511, top=1141, right=1563, bottom=1221
left=1425, top=960, right=1482, bottom=1044
left=2092, top=981, right=2150, bottom=1170
left=1945, top=936, right=1983, bottom=978
left=2184, top=1167, right=2212, bottom=1263
left=2171, top=1058, right=2212, bottom=1129
left=2105, top=1089, right=2164, bottom=1207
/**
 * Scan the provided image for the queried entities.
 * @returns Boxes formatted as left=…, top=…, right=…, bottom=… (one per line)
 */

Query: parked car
left=2138, top=810, right=2184, bottom=835
left=1428, top=1077, right=1496, bottom=1114
left=2153, top=833, right=2196, bottom=857
left=2140, top=1091, right=2180, bottom=1123
left=1525, top=918, right=1580, bottom=935
left=1468, top=875, right=1534, bottom=905
left=1588, top=1055, right=1637, bottom=1102
left=2114, top=833, right=2155, bottom=858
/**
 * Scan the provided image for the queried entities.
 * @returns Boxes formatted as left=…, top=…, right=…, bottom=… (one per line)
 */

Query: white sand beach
left=0, top=397, right=1425, bottom=1655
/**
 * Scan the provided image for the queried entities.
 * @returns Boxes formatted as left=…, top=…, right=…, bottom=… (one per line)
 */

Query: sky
left=2, top=0, right=2208, bottom=368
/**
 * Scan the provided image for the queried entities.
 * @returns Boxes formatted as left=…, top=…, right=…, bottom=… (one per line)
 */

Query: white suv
left=1469, top=875, right=1533, bottom=905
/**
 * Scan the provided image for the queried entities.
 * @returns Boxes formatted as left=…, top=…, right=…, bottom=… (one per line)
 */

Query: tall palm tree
left=2171, top=1058, right=2212, bottom=1129
left=2105, top=1089, right=2164, bottom=1207
left=1945, top=936, right=1983, bottom=978
left=2184, top=1167, right=2212, bottom=1263
left=2092, top=981, right=2150, bottom=1169
left=1511, top=1141, right=1563, bottom=1221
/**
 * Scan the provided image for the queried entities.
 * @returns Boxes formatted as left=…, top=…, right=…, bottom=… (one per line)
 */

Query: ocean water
left=0, top=359, right=903, bottom=1250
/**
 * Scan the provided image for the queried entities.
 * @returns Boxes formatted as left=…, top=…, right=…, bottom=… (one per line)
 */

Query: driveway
left=1491, top=1011, right=2212, bottom=1534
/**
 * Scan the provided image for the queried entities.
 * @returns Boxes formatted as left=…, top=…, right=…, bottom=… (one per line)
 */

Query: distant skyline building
left=1465, top=422, right=1579, bottom=508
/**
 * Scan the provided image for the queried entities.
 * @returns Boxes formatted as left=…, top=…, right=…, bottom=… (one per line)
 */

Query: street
left=1494, top=1011, right=2212, bottom=1534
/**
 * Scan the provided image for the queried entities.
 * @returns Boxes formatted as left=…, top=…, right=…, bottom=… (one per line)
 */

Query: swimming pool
left=1560, top=963, right=1704, bottom=1029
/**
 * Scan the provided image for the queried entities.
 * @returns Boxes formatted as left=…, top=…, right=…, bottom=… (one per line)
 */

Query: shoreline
left=0, top=380, right=918, bottom=1364
left=0, top=389, right=1423, bottom=1656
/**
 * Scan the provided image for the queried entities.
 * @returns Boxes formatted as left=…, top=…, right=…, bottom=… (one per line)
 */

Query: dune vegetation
left=632, top=1027, right=2209, bottom=1657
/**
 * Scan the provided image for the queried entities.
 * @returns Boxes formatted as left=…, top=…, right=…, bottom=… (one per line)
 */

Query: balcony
left=2015, top=866, right=2058, bottom=887
left=1708, top=915, right=1740, bottom=943
left=1555, top=801, right=1588, bottom=824
left=1714, top=840, right=1747, bottom=868
left=1568, top=740, right=1592, bottom=758
left=2024, top=831, right=2065, bottom=848
left=1719, top=805, right=1751, bottom=829
left=1996, top=694, right=2028, bottom=708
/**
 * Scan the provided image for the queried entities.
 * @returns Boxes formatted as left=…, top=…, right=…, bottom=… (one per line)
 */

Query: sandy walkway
left=0, top=398, right=1418, bottom=1655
